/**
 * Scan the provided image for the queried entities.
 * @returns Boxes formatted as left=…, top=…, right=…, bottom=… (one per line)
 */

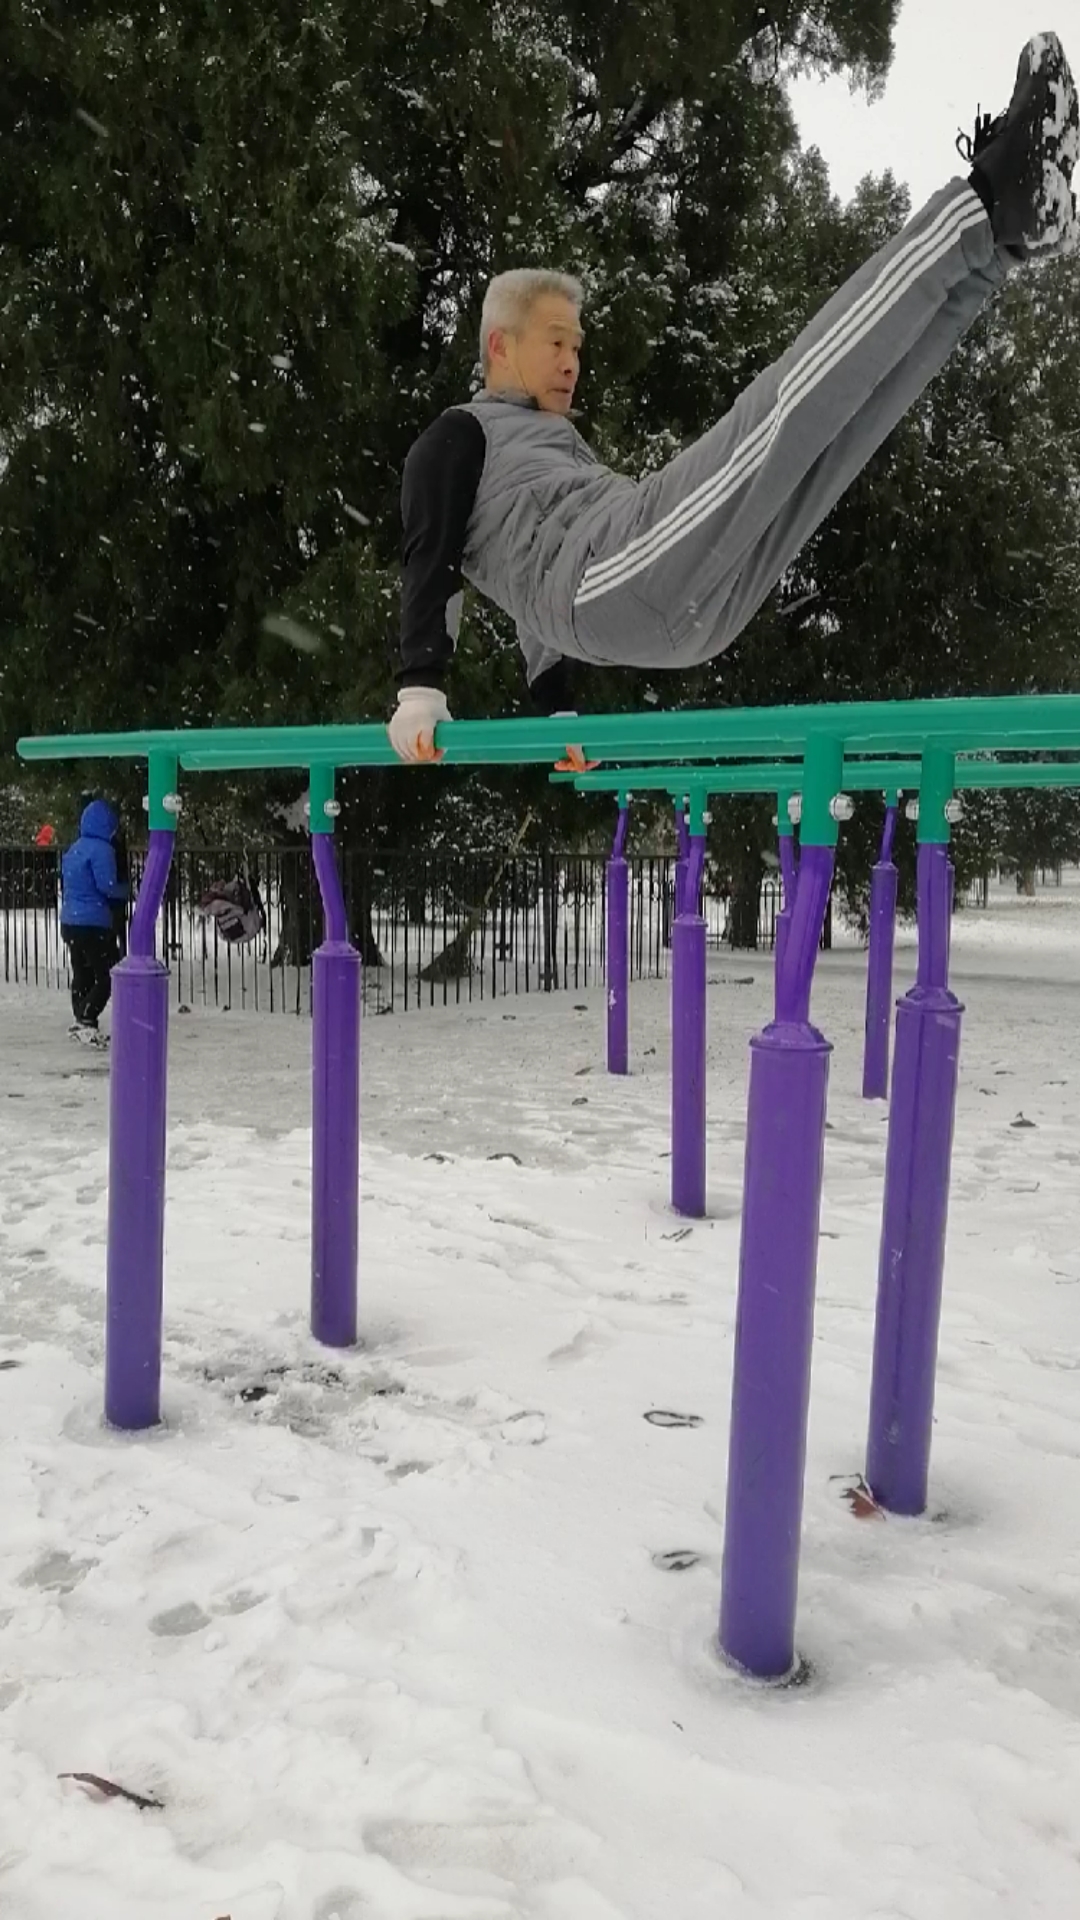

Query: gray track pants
left=569, top=180, right=1006, bottom=669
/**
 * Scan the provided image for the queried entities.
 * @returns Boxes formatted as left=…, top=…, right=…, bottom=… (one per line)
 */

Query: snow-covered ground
left=3, top=879, right=1080, bottom=1918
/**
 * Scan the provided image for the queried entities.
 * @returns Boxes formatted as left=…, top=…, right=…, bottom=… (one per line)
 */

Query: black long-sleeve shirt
left=397, top=408, right=575, bottom=714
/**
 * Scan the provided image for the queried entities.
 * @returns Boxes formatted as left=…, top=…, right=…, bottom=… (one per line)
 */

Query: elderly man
left=389, top=33, right=1078, bottom=765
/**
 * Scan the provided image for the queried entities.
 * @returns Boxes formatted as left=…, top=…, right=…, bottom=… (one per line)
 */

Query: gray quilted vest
left=456, top=389, right=635, bottom=683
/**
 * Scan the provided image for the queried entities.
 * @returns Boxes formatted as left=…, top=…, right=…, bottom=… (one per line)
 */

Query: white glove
left=388, top=686, right=452, bottom=764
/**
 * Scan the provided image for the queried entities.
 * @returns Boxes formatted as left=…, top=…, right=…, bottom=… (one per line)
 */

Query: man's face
left=487, top=294, right=583, bottom=414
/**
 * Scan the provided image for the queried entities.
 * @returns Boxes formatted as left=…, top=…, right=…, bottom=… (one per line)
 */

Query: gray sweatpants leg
left=570, top=180, right=1007, bottom=668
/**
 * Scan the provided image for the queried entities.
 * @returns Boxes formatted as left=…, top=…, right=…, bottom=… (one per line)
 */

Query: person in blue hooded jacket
left=60, top=799, right=129, bottom=1043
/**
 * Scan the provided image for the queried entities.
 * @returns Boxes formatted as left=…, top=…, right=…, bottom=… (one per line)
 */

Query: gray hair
left=479, top=268, right=584, bottom=377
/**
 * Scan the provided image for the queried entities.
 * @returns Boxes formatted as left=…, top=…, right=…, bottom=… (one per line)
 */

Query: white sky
left=787, top=2, right=1043, bottom=209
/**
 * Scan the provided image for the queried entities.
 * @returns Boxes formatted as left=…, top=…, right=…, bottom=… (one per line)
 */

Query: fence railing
left=1, top=846, right=789, bottom=1015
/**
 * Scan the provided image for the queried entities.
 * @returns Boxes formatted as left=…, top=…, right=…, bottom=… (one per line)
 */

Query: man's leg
left=83, top=931, right=117, bottom=1026
left=572, top=180, right=1002, bottom=667
left=65, top=930, right=92, bottom=1025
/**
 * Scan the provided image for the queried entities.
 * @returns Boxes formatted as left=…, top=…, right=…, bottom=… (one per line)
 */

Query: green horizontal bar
left=954, top=761, right=1080, bottom=790
left=17, top=693, right=1080, bottom=773
left=563, top=757, right=1080, bottom=797
left=559, top=762, right=843, bottom=796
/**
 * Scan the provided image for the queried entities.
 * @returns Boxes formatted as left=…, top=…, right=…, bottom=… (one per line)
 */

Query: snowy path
left=3, top=885, right=1080, bottom=1917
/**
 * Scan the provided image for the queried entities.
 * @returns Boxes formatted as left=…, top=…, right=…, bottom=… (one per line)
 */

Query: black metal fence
left=1, top=845, right=788, bottom=1015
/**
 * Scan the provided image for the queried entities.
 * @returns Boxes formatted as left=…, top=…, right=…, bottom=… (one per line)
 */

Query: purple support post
left=862, top=804, right=899, bottom=1100
left=671, top=836, right=708, bottom=1218
left=311, top=830, right=361, bottom=1348
left=607, top=803, right=630, bottom=1076
left=105, top=828, right=174, bottom=1430
left=866, top=839, right=962, bottom=1515
left=720, top=841, right=835, bottom=1679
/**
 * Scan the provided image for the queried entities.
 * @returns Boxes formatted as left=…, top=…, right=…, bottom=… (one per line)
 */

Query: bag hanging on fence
left=198, top=871, right=266, bottom=945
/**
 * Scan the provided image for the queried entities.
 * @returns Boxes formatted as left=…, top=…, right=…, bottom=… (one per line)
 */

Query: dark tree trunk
left=271, top=847, right=317, bottom=968
left=727, top=858, right=763, bottom=950
left=351, top=900, right=386, bottom=968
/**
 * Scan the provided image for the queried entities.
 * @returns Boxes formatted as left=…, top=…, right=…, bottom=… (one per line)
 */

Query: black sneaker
left=963, top=33, right=1079, bottom=260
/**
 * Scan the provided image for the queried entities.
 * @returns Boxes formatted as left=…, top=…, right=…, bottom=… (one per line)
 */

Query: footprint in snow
left=149, top=1602, right=212, bottom=1637
left=211, top=1588, right=266, bottom=1617
left=499, top=1410, right=547, bottom=1446
left=18, top=1550, right=98, bottom=1593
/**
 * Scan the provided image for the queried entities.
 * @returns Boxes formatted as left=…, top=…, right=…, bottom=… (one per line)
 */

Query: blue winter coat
left=61, top=801, right=128, bottom=931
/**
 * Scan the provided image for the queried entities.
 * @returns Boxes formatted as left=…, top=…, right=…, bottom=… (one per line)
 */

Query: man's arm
left=397, top=408, right=486, bottom=691
left=525, top=649, right=596, bottom=770
left=389, top=409, right=486, bottom=763
left=530, top=657, right=576, bottom=714
left=389, top=407, right=591, bottom=768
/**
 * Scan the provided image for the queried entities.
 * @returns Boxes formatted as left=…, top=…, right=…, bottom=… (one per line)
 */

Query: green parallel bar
left=18, top=693, right=1080, bottom=772
left=554, top=761, right=908, bottom=795
left=953, top=759, right=1080, bottom=791
left=558, top=758, right=1080, bottom=795
left=551, top=763, right=810, bottom=793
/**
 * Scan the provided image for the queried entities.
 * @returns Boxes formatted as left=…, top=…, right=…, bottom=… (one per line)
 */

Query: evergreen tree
left=2, top=1, right=895, bottom=845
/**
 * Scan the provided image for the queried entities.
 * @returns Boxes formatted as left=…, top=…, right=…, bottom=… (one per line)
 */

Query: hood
left=80, top=799, right=119, bottom=841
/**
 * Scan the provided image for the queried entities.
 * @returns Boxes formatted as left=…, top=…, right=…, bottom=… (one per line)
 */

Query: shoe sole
left=1024, top=33, right=1079, bottom=253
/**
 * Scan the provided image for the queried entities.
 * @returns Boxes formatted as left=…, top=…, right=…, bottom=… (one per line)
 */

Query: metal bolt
left=787, top=794, right=803, bottom=824
left=944, top=797, right=964, bottom=824
left=829, top=793, right=854, bottom=822
left=702, top=809, right=713, bottom=826
left=905, top=798, right=920, bottom=822
left=323, top=799, right=341, bottom=818
left=163, top=793, right=182, bottom=815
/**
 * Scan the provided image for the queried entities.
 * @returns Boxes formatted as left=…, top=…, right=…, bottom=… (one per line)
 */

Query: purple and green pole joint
left=674, top=803, right=690, bottom=922
left=866, top=749, right=962, bottom=1516
left=862, top=795, right=901, bottom=1101
left=105, top=752, right=178, bottom=1430
left=774, top=785, right=801, bottom=997
left=607, top=795, right=631, bottom=1076
left=720, top=736, right=842, bottom=1679
left=671, top=800, right=709, bottom=1218
left=310, top=764, right=361, bottom=1350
